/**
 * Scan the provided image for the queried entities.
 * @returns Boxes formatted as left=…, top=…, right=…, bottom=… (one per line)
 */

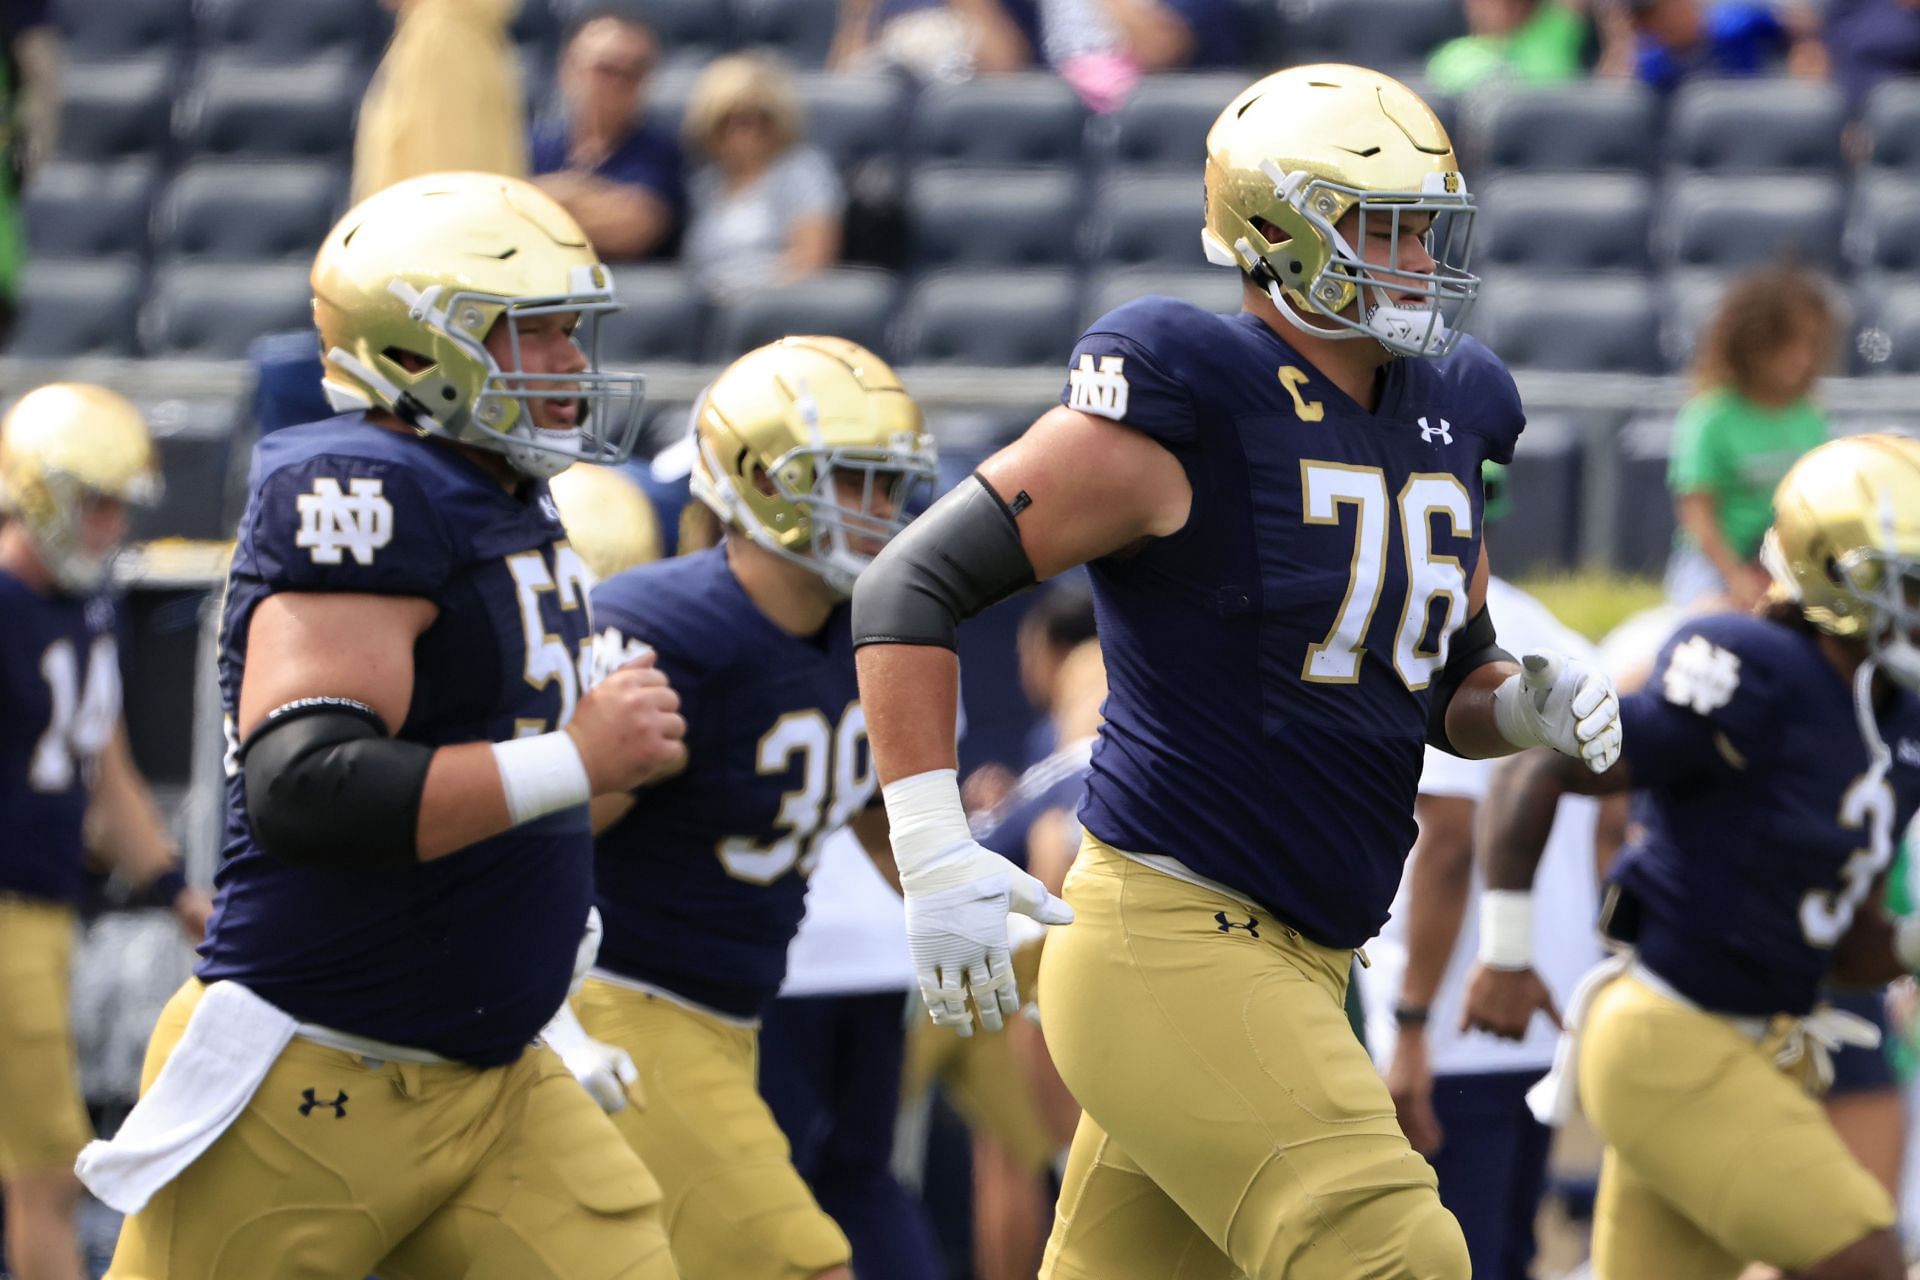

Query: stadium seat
left=1462, top=82, right=1659, bottom=174
left=1484, top=411, right=1587, bottom=575
left=131, top=400, right=243, bottom=542
left=1658, top=268, right=1737, bottom=373
left=153, top=162, right=346, bottom=261
left=58, top=57, right=175, bottom=161
left=894, top=269, right=1081, bottom=366
left=703, top=267, right=901, bottom=362
left=180, top=58, right=364, bottom=160
left=1853, top=279, right=1920, bottom=375
left=1612, top=411, right=1679, bottom=575
left=907, top=167, right=1080, bottom=270
left=55, top=0, right=192, bottom=59
left=24, top=159, right=160, bottom=258
left=1846, top=175, right=1920, bottom=275
left=1468, top=273, right=1662, bottom=373
left=1275, top=0, right=1467, bottom=71
left=8, top=257, right=144, bottom=357
left=797, top=72, right=910, bottom=174
left=1081, top=268, right=1241, bottom=328
left=599, top=265, right=707, bottom=362
left=590, top=0, right=734, bottom=59
left=199, top=0, right=382, bottom=61
left=1863, top=79, right=1920, bottom=172
left=906, top=76, right=1087, bottom=170
left=1473, top=174, right=1653, bottom=274
left=1666, top=78, right=1846, bottom=174
left=1658, top=175, right=1845, bottom=271
left=735, top=0, right=837, bottom=67
left=1082, top=175, right=1206, bottom=269
left=141, top=261, right=316, bottom=358
left=1089, top=73, right=1253, bottom=173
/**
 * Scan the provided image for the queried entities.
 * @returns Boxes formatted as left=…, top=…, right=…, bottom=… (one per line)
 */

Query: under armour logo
left=1214, top=911, right=1260, bottom=937
left=1661, top=634, right=1742, bottom=715
left=1417, top=416, right=1453, bottom=445
left=1066, top=354, right=1130, bottom=421
left=295, top=477, right=394, bottom=566
left=299, top=1088, right=348, bottom=1118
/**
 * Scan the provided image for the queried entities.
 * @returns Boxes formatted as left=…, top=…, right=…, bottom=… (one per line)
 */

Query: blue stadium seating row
left=21, top=256, right=1920, bottom=379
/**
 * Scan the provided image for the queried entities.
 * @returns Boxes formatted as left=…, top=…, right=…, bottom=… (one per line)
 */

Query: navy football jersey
left=0, top=569, right=120, bottom=904
left=196, top=415, right=595, bottom=1066
left=591, top=547, right=873, bottom=1019
left=974, top=736, right=1093, bottom=870
left=1610, top=612, right=1920, bottom=1017
left=1063, top=297, right=1525, bottom=948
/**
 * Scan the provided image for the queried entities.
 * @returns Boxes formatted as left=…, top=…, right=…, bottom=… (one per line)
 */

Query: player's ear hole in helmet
left=1202, top=64, right=1479, bottom=359
left=689, top=335, right=938, bottom=597
left=312, top=171, right=647, bottom=480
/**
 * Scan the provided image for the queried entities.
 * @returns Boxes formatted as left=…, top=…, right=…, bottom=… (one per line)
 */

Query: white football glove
left=539, top=1001, right=641, bottom=1114
left=885, top=769, right=1074, bottom=1037
left=1492, top=651, right=1623, bottom=772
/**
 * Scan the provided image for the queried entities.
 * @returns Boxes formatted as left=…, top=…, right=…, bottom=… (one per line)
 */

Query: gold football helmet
left=690, top=336, right=937, bottom=596
left=1764, top=433, right=1920, bottom=689
left=1202, top=64, right=1477, bottom=358
left=547, top=463, right=663, bottom=580
left=312, top=171, right=646, bottom=480
left=0, top=383, right=160, bottom=593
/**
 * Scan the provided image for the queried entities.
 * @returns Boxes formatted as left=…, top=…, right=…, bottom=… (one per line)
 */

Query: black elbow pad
left=1426, top=605, right=1516, bottom=755
left=241, top=699, right=434, bottom=868
left=852, top=472, right=1037, bottom=650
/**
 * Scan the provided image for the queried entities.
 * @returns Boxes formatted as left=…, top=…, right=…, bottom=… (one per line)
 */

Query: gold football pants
left=1581, top=972, right=1895, bottom=1278
left=1037, top=838, right=1468, bottom=1280
left=0, top=897, right=91, bottom=1177
left=107, top=979, right=677, bottom=1279
left=575, top=980, right=852, bottom=1280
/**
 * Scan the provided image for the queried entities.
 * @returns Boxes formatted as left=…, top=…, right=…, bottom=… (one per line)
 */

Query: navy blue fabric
left=1427, top=1068, right=1554, bottom=1280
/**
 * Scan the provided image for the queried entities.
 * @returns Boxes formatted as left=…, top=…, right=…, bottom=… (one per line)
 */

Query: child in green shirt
left=1666, top=267, right=1835, bottom=610
left=1426, top=0, right=1590, bottom=95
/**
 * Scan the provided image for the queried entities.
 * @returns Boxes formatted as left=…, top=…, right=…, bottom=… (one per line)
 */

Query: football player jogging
left=573, top=335, right=936, bottom=1280
left=86, top=172, right=688, bottom=1280
left=1462, top=434, right=1920, bottom=1280
left=0, top=385, right=211, bottom=1280
left=851, top=64, right=1623, bottom=1280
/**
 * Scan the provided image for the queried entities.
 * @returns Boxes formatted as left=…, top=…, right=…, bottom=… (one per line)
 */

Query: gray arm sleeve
left=851, top=472, right=1037, bottom=650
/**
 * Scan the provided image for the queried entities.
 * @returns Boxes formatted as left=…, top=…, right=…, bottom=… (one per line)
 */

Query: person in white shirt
left=1361, top=472, right=1622, bottom=1280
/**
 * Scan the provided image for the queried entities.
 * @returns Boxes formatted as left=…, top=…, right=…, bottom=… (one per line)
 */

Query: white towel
left=1525, top=952, right=1630, bottom=1126
left=75, top=981, right=297, bottom=1215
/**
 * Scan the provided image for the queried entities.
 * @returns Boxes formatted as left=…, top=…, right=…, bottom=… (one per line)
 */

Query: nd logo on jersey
left=296, top=477, right=394, bottom=566
left=1068, top=354, right=1130, bottom=420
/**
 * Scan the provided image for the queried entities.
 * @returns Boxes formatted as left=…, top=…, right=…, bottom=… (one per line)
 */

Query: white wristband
left=1478, top=889, right=1535, bottom=970
left=1895, top=916, right=1920, bottom=973
left=880, top=768, right=972, bottom=879
left=492, top=732, right=592, bottom=826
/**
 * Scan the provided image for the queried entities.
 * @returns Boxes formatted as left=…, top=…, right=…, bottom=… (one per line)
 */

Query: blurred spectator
left=532, top=12, right=682, bottom=261
left=1036, top=0, right=1244, bottom=109
left=1665, top=267, right=1836, bottom=611
left=681, top=53, right=845, bottom=300
left=0, top=0, right=54, bottom=345
left=831, top=0, right=1040, bottom=80
left=1824, top=0, right=1920, bottom=117
left=1014, top=580, right=1097, bottom=766
left=353, top=0, right=528, bottom=201
left=1612, top=0, right=1826, bottom=90
left=1425, top=0, right=1590, bottom=94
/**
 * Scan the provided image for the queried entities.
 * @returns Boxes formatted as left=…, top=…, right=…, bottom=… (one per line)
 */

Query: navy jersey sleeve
left=245, top=453, right=456, bottom=597
left=587, top=588, right=708, bottom=750
left=1060, top=298, right=1204, bottom=445
left=1452, top=335, right=1527, bottom=465
left=1620, top=617, right=1781, bottom=789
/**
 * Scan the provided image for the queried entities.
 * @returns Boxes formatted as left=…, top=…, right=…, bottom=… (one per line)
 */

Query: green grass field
left=1514, top=571, right=1666, bottom=643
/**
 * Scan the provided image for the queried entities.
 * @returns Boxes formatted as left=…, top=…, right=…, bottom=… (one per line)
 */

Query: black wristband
left=145, top=864, right=188, bottom=908
left=1393, top=1003, right=1431, bottom=1029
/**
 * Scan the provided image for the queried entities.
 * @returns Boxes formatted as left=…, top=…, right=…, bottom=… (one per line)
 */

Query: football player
left=572, top=335, right=936, bottom=1280
left=0, top=385, right=210, bottom=1280
left=92, top=172, right=687, bottom=1280
left=1461, top=433, right=1920, bottom=1280
left=850, top=64, right=1622, bottom=1280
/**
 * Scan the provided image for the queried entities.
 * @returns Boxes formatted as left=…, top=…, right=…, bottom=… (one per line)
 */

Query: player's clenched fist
left=567, top=651, right=687, bottom=792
